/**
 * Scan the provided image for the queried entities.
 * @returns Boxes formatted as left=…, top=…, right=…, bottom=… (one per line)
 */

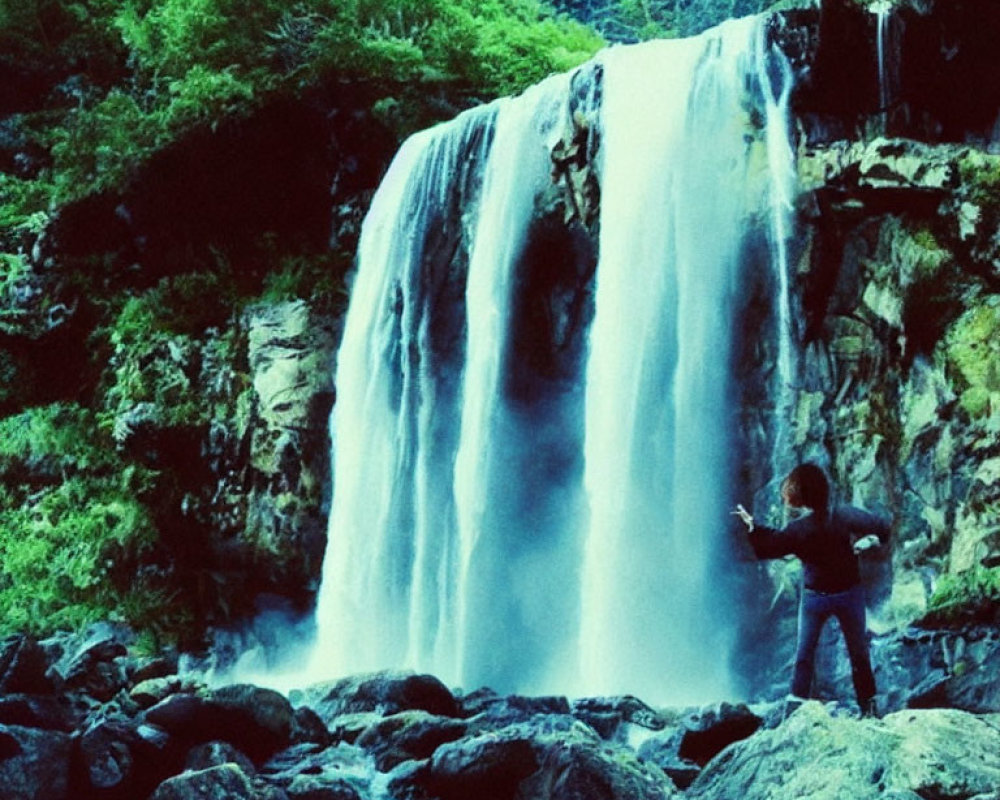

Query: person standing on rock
left=734, top=463, right=890, bottom=717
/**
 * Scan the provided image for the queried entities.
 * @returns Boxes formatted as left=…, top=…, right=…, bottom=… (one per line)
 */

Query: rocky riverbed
left=4, top=622, right=1000, bottom=800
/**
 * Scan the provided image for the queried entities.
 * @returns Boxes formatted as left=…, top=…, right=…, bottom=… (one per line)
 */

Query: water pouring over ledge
left=309, top=15, right=797, bottom=704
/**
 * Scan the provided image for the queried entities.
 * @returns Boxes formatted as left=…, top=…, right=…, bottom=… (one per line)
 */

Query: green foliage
left=2, top=0, right=604, bottom=219
left=47, top=90, right=160, bottom=200
left=258, top=251, right=351, bottom=311
left=303, top=0, right=603, bottom=95
left=0, top=403, right=170, bottom=638
left=946, top=295, right=1000, bottom=418
left=0, top=253, right=32, bottom=331
left=97, top=274, right=235, bottom=436
left=0, top=175, right=52, bottom=238
left=550, top=0, right=773, bottom=42
left=926, top=566, right=1000, bottom=624
left=0, top=403, right=122, bottom=477
left=958, top=150, right=1000, bottom=209
left=0, top=0, right=123, bottom=70
left=114, top=0, right=283, bottom=79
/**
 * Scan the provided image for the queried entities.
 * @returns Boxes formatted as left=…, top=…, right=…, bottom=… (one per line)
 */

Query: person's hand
left=732, top=503, right=754, bottom=532
left=853, top=534, right=880, bottom=554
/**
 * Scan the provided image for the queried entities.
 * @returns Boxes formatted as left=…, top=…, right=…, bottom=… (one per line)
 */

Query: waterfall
left=871, top=0, right=896, bottom=132
left=755, top=23, right=799, bottom=489
left=312, top=16, right=796, bottom=702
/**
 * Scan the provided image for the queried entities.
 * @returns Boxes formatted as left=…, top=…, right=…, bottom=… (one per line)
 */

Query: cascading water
left=311, top=16, right=796, bottom=703
left=755, top=23, right=799, bottom=489
left=871, top=0, right=896, bottom=133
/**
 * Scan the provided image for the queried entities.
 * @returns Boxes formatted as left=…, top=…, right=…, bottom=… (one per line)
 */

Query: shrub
left=97, top=275, right=237, bottom=437
left=0, top=403, right=167, bottom=638
left=47, top=89, right=161, bottom=201
left=925, top=566, right=1000, bottom=624
left=0, top=403, right=122, bottom=478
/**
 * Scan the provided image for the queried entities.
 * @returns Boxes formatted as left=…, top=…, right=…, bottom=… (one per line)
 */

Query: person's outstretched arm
left=733, top=504, right=798, bottom=560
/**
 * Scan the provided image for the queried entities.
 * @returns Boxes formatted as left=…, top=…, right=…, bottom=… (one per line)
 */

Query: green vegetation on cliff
left=1, top=0, right=602, bottom=217
left=549, top=0, right=775, bottom=41
left=0, top=403, right=178, bottom=635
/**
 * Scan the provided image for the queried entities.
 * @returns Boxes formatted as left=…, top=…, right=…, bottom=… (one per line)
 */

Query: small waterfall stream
left=311, top=16, right=797, bottom=702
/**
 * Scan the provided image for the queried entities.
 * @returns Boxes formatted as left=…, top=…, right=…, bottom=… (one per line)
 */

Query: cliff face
left=729, top=0, right=1000, bottom=698
left=782, top=0, right=1000, bottom=603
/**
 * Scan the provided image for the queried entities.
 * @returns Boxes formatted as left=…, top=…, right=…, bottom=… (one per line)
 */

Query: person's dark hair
left=781, top=463, right=830, bottom=513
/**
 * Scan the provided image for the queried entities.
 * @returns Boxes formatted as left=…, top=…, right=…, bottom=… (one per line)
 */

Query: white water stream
left=307, top=16, right=796, bottom=703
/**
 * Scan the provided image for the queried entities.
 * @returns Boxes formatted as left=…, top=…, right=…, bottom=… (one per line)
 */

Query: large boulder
left=0, top=635, right=57, bottom=695
left=149, top=764, right=257, bottom=800
left=417, top=716, right=676, bottom=800
left=0, top=724, right=73, bottom=800
left=143, top=684, right=296, bottom=765
left=302, top=672, right=461, bottom=726
left=688, top=702, right=1000, bottom=800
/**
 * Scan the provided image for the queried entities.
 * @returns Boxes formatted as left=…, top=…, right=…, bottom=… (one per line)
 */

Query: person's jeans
left=791, top=584, right=876, bottom=704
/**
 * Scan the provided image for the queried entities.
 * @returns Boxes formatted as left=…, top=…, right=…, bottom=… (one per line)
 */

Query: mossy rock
left=946, top=295, right=1000, bottom=403
left=958, top=149, right=1000, bottom=208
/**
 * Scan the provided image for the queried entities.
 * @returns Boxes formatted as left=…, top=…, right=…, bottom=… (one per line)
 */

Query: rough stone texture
left=0, top=724, right=72, bottom=800
left=149, top=764, right=257, bottom=800
left=354, top=710, right=468, bottom=771
left=241, top=299, right=339, bottom=594
left=688, top=702, right=1000, bottom=800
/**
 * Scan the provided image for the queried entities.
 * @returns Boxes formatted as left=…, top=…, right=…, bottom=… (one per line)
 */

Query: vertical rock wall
left=736, top=0, right=1000, bottom=699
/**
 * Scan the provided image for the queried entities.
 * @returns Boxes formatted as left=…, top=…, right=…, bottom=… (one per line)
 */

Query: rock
left=210, top=684, right=296, bottom=761
left=149, top=764, right=257, bottom=800
left=570, top=695, right=668, bottom=739
left=77, top=718, right=136, bottom=792
left=423, top=733, right=538, bottom=800
left=687, top=702, right=1000, bottom=800
left=241, top=299, right=338, bottom=592
left=906, top=631, right=1000, bottom=713
left=0, top=635, right=56, bottom=695
left=799, top=138, right=962, bottom=197
left=131, top=676, right=185, bottom=709
left=145, top=684, right=295, bottom=764
left=261, top=742, right=373, bottom=800
left=677, top=702, right=764, bottom=767
left=291, top=705, right=332, bottom=747
left=186, top=741, right=257, bottom=775
left=131, top=655, right=180, bottom=685
left=412, top=713, right=675, bottom=800
left=75, top=715, right=182, bottom=799
left=636, top=704, right=766, bottom=791
left=48, top=624, right=132, bottom=701
left=521, top=730, right=676, bottom=800
left=354, top=710, right=467, bottom=771
left=305, top=672, right=460, bottom=725
left=144, top=692, right=215, bottom=732
left=461, top=693, right=571, bottom=728
left=0, top=694, right=77, bottom=731
left=285, top=774, right=363, bottom=800
left=0, top=724, right=72, bottom=800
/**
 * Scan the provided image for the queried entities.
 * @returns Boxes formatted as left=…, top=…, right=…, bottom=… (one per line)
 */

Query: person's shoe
left=860, top=697, right=879, bottom=718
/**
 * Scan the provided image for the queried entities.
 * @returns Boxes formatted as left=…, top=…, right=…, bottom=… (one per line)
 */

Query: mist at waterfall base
left=221, top=16, right=795, bottom=706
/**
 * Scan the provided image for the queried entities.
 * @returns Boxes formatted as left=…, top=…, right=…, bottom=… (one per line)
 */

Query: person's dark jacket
left=749, top=505, right=891, bottom=593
